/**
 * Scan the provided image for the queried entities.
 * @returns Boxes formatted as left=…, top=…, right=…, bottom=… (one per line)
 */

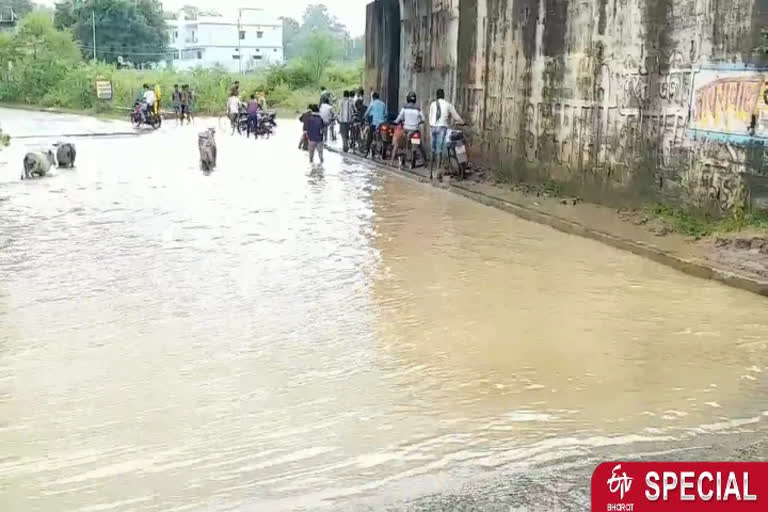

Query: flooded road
left=1, top=108, right=768, bottom=511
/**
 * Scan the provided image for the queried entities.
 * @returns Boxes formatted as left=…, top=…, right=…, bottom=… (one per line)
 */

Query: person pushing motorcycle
left=394, top=92, right=427, bottom=167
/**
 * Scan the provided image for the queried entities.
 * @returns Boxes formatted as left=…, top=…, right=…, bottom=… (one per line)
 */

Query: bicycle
left=432, top=124, right=470, bottom=180
left=349, top=121, right=361, bottom=152
left=354, top=122, right=372, bottom=157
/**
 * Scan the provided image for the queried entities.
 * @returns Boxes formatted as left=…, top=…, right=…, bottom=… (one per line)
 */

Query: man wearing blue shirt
left=363, top=92, right=387, bottom=151
left=364, top=92, right=387, bottom=127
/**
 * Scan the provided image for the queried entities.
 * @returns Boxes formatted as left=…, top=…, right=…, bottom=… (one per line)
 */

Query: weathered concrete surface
left=399, top=0, right=460, bottom=106
left=365, top=0, right=768, bottom=213
left=365, top=0, right=402, bottom=112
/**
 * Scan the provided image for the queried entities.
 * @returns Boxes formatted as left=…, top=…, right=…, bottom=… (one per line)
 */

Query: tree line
left=0, top=9, right=361, bottom=115
left=45, top=0, right=364, bottom=70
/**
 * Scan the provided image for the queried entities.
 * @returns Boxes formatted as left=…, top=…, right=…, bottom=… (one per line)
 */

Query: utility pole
left=91, top=10, right=96, bottom=61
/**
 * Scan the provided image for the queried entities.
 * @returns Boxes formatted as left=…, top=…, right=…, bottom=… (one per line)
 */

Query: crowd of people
left=134, top=83, right=196, bottom=125
left=298, top=86, right=464, bottom=167
left=227, top=81, right=269, bottom=137
left=132, top=80, right=466, bottom=168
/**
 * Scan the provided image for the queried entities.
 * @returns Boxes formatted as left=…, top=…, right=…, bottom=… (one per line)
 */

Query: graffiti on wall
left=690, top=69, right=768, bottom=139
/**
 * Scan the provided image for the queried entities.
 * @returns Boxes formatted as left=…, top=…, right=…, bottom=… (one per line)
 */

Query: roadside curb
left=0, top=103, right=120, bottom=119
left=12, top=132, right=143, bottom=139
left=327, top=145, right=768, bottom=298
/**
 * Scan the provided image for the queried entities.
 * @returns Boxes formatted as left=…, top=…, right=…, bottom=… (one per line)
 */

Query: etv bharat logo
left=607, top=464, right=634, bottom=500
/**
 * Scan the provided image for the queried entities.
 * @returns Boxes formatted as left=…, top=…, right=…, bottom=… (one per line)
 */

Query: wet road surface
left=1, top=108, right=768, bottom=511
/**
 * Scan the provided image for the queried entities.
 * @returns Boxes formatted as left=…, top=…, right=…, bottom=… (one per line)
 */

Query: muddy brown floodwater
left=1, top=109, right=768, bottom=511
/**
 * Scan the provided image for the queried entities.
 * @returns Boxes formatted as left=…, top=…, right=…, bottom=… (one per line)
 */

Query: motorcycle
left=131, top=102, right=162, bottom=129
left=445, top=125, right=469, bottom=180
left=371, top=120, right=394, bottom=160
left=407, top=129, right=427, bottom=170
left=255, top=111, right=277, bottom=137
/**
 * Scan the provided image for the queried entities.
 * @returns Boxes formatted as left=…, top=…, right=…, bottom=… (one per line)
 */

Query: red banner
left=592, top=462, right=768, bottom=512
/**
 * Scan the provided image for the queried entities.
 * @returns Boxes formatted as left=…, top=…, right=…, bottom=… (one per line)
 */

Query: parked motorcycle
left=445, top=125, right=469, bottom=180
left=131, top=102, right=162, bottom=129
left=256, top=111, right=278, bottom=137
left=370, top=121, right=393, bottom=160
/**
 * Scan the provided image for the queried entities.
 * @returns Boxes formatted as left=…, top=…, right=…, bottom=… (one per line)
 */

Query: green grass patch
left=650, top=204, right=768, bottom=238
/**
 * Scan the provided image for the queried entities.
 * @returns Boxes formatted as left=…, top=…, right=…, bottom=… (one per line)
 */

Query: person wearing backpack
left=428, top=88, right=464, bottom=164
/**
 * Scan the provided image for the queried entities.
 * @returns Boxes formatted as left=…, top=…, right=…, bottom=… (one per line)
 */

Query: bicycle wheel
left=354, top=127, right=366, bottom=155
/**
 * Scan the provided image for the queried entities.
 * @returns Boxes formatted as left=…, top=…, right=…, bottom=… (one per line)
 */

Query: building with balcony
left=166, top=9, right=283, bottom=72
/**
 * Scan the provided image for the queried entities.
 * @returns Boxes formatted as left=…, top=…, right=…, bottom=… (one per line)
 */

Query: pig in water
left=55, top=142, right=77, bottom=168
left=198, top=128, right=217, bottom=172
left=21, top=149, right=56, bottom=180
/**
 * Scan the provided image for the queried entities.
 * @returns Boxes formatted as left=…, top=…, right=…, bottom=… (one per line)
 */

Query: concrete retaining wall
left=366, top=0, right=768, bottom=213
left=365, top=0, right=402, bottom=113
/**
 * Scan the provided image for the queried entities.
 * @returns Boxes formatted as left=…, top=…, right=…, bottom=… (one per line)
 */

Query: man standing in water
left=181, top=85, right=193, bottom=124
left=319, top=97, right=335, bottom=142
left=172, top=84, right=182, bottom=124
left=246, top=94, right=261, bottom=138
left=338, top=90, right=354, bottom=152
left=306, top=104, right=325, bottom=165
left=227, top=91, right=241, bottom=135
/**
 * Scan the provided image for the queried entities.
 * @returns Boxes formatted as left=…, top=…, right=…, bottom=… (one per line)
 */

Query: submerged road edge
left=326, top=145, right=768, bottom=298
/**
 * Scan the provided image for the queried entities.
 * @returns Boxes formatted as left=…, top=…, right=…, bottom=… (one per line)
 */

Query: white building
left=166, top=9, right=283, bottom=72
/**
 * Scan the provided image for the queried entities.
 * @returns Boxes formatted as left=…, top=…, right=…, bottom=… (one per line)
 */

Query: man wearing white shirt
left=227, top=92, right=242, bottom=135
left=318, top=97, right=335, bottom=142
left=428, top=88, right=463, bottom=162
left=141, top=83, right=155, bottom=122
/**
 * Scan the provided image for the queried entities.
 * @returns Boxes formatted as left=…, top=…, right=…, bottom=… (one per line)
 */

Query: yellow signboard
left=690, top=69, right=767, bottom=138
left=95, top=79, right=113, bottom=100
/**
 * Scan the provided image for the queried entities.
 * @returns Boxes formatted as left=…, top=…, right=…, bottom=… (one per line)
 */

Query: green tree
left=54, top=0, right=169, bottom=65
left=11, top=12, right=80, bottom=102
left=0, top=32, right=18, bottom=75
left=346, top=35, right=364, bottom=61
left=53, top=1, right=75, bottom=30
left=299, top=4, right=359, bottom=63
left=302, top=32, right=337, bottom=83
left=301, top=4, right=344, bottom=33
left=281, top=16, right=300, bottom=59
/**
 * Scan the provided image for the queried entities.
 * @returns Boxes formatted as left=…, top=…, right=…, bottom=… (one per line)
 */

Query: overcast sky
left=162, top=0, right=369, bottom=36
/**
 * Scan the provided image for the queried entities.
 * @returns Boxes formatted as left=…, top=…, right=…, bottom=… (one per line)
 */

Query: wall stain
left=543, top=0, right=568, bottom=57
left=513, top=0, right=539, bottom=61
left=598, top=0, right=608, bottom=35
